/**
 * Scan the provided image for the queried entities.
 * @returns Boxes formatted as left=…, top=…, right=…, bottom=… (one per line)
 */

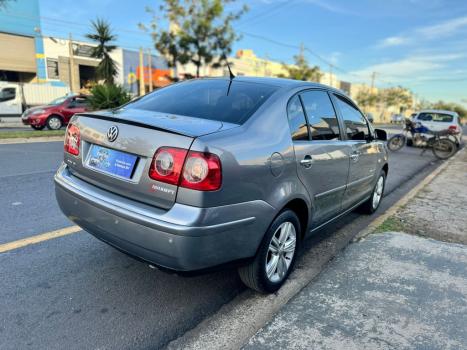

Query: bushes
left=88, top=84, right=131, bottom=110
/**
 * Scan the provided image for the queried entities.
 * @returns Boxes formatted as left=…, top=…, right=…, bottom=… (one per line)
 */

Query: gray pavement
left=0, top=132, right=450, bottom=350
left=246, top=146, right=467, bottom=350
left=393, top=147, right=467, bottom=244
left=245, top=232, right=467, bottom=350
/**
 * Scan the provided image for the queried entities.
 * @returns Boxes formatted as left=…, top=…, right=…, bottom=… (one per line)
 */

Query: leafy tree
left=86, top=19, right=118, bottom=84
left=380, top=86, right=413, bottom=112
left=88, top=84, right=131, bottom=110
left=430, top=100, right=467, bottom=119
left=355, top=89, right=379, bottom=110
left=279, top=47, right=322, bottom=82
left=139, top=5, right=188, bottom=79
left=142, top=0, right=248, bottom=78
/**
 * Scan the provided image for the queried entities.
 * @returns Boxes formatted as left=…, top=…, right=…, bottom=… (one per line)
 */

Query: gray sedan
left=55, top=77, right=388, bottom=293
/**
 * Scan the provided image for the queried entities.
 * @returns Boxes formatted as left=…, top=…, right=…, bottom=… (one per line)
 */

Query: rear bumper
left=54, top=163, right=275, bottom=271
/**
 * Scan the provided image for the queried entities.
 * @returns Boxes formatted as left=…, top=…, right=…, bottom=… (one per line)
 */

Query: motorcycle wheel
left=432, top=138, right=457, bottom=160
left=387, top=134, right=406, bottom=151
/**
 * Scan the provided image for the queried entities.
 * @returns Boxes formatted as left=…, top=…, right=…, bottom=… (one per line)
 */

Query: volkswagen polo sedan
left=55, top=77, right=388, bottom=293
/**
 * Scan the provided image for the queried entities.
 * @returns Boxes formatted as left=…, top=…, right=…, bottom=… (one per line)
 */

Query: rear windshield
left=127, top=79, right=278, bottom=124
left=418, top=112, right=453, bottom=122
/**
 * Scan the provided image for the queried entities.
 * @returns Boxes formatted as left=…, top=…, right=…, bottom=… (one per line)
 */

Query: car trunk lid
left=64, top=112, right=236, bottom=209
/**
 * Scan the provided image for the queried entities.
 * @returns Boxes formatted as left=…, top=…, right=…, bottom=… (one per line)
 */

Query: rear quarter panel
left=176, top=89, right=312, bottom=228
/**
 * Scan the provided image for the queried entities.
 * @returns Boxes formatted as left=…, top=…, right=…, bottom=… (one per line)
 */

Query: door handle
left=350, top=151, right=360, bottom=162
left=300, top=155, right=313, bottom=168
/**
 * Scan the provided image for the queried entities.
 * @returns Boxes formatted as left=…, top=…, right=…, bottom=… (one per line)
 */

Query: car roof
left=197, top=76, right=343, bottom=94
left=417, top=109, right=458, bottom=117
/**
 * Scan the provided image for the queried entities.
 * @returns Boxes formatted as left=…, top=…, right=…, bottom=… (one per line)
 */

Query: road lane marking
left=0, top=226, right=81, bottom=253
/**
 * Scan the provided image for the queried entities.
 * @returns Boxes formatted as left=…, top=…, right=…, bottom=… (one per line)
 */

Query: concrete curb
left=166, top=146, right=466, bottom=350
left=354, top=145, right=466, bottom=242
left=0, top=136, right=64, bottom=144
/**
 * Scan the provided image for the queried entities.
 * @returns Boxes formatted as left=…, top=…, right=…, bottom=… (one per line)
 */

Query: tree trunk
left=196, top=64, right=200, bottom=78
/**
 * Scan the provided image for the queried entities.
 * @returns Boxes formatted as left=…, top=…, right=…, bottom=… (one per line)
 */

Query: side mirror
left=374, top=128, right=387, bottom=141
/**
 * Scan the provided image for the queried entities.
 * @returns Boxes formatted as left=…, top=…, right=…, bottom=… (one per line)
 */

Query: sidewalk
left=245, top=148, right=467, bottom=350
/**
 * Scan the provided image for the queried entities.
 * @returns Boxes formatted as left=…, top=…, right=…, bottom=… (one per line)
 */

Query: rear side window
left=334, top=94, right=369, bottom=141
left=287, top=95, right=309, bottom=141
left=127, top=79, right=278, bottom=124
left=300, top=90, right=340, bottom=141
left=418, top=112, right=453, bottom=122
left=417, top=113, right=432, bottom=121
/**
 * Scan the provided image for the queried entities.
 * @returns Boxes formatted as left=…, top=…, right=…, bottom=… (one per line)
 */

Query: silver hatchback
left=55, top=77, right=388, bottom=293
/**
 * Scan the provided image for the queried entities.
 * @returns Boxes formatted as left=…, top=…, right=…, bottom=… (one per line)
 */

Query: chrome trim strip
left=309, top=196, right=371, bottom=234
left=315, top=184, right=347, bottom=199
left=346, top=174, right=374, bottom=188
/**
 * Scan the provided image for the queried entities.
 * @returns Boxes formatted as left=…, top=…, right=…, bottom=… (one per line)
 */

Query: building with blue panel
left=0, top=0, right=47, bottom=83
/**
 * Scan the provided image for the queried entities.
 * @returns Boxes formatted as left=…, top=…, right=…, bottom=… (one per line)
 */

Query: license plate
left=86, top=145, right=138, bottom=179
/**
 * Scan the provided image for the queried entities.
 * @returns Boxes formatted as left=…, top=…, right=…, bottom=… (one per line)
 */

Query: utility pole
left=147, top=48, right=153, bottom=92
left=68, top=33, right=75, bottom=93
left=139, top=47, right=145, bottom=96
left=370, top=71, right=376, bottom=93
left=329, top=64, right=333, bottom=87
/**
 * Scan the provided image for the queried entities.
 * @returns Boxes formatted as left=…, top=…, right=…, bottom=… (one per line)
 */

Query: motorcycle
left=387, top=119, right=458, bottom=160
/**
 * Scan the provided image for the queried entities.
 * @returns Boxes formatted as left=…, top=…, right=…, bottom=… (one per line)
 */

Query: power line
left=3, top=9, right=400, bottom=88
left=236, top=1, right=296, bottom=28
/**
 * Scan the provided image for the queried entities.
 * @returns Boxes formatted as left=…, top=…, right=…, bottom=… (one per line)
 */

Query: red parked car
left=22, top=95, right=91, bottom=130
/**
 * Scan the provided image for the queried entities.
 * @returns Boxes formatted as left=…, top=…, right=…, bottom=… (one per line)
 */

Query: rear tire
left=432, top=138, right=457, bottom=159
left=46, top=115, right=63, bottom=130
left=387, top=134, right=406, bottom=151
left=358, top=170, right=386, bottom=214
left=238, top=210, right=300, bottom=293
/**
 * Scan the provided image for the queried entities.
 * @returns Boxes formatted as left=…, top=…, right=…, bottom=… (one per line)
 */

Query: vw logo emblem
left=107, top=126, right=119, bottom=142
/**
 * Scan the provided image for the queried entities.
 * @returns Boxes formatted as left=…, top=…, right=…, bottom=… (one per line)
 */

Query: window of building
left=47, top=59, right=59, bottom=79
left=300, top=90, right=340, bottom=141
left=287, top=95, right=309, bottom=141
left=334, top=94, right=369, bottom=141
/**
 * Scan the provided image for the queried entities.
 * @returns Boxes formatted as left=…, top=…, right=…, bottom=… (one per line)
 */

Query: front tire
left=359, top=170, right=386, bottom=214
left=238, top=210, right=300, bottom=293
left=387, top=134, right=406, bottom=151
left=46, top=115, right=63, bottom=130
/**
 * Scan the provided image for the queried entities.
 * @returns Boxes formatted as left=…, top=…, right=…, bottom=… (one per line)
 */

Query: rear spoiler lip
left=76, top=113, right=190, bottom=137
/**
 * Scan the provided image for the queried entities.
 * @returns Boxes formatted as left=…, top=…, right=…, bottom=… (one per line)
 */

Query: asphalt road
left=0, top=131, right=458, bottom=350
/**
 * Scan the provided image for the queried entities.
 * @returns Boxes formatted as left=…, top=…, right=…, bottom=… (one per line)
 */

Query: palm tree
left=86, top=18, right=118, bottom=84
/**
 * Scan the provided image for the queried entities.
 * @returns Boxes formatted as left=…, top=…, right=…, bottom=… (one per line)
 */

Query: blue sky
left=36, top=0, right=467, bottom=105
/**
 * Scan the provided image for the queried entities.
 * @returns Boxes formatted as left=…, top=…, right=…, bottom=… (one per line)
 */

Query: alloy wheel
left=372, top=175, right=384, bottom=209
left=48, top=117, right=62, bottom=130
left=265, top=221, right=296, bottom=283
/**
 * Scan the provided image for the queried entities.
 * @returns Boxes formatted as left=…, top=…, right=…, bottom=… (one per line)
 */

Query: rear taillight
left=448, top=125, right=459, bottom=134
left=181, top=151, right=222, bottom=191
left=149, top=147, right=222, bottom=191
left=64, top=124, right=80, bottom=156
left=149, top=147, right=188, bottom=185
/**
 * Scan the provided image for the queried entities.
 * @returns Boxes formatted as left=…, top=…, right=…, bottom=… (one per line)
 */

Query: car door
left=288, top=90, right=350, bottom=226
left=61, top=97, right=88, bottom=122
left=332, top=93, right=379, bottom=210
left=416, top=112, right=435, bottom=131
